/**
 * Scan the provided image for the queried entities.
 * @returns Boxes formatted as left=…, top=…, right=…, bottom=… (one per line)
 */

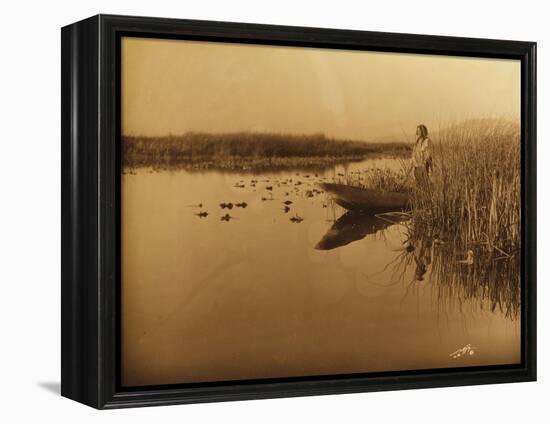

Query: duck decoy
left=235, top=202, right=248, bottom=208
left=261, top=192, right=274, bottom=201
left=220, top=213, right=234, bottom=221
left=290, top=214, right=304, bottom=223
left=457, top=250, right=474, bottom=265
left=195, top=211, right=208, bottom=218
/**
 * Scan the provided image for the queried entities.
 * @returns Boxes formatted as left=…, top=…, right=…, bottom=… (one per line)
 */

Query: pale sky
left=122, top=36, right=520, bottom=141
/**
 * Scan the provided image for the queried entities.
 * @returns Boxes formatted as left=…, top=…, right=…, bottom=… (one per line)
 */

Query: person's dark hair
left=417, top=124, right=428, bottom=139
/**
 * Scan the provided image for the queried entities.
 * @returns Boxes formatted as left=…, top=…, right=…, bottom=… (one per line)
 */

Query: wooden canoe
left=320, top=183, right=410, bottom=212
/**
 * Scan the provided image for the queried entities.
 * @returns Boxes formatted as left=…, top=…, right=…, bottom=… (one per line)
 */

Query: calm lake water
left=121, top=158, right=520, bottom=387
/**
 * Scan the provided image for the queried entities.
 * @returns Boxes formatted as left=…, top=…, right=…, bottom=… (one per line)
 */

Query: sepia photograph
left=120, top=36, right=521, bottom=387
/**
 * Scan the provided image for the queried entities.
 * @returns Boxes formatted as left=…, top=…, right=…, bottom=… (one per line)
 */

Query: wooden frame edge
left=61, top=14, right=537, bottom=409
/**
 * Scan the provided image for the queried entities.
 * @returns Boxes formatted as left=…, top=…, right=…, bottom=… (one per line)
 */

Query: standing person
left=412, top=124, right=433, bottom=185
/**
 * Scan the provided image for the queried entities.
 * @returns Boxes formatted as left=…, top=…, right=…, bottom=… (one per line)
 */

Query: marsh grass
left=410, top=121, right=520, bottom=318
left=409, top=120, right=520, bottom=254
left=122, top=132, right=410, bottom=171
left=339, top=162, right=412, bottom=192
left=343, top=120, right=520, bottom=253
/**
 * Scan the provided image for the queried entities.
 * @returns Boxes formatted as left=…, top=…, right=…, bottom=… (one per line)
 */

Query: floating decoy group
left=184, top=170, right=347, bottom=224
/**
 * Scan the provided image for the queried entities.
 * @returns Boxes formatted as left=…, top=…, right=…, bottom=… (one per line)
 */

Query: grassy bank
left=122, top=132, right=410, bottom=171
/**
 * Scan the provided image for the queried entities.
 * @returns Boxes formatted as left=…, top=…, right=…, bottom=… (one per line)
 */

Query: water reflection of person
left=413, top=238, right=433, bottom=281
left=412, top=124, right=433, bottom=184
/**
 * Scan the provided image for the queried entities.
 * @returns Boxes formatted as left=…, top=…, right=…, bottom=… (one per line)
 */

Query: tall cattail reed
left=404, top=120, right=521, bottom=318
left=346, top=119, right=521, bottom=318
left=409, top=119, right=520, bottom=255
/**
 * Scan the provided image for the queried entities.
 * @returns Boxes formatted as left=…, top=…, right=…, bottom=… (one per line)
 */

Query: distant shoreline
left=122, top=132, right=411, bottom=171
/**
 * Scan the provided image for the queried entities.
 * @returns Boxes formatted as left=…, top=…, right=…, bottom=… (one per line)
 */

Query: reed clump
left=404, top=120, right=521, bottom=318
left=344, top=119, right=521, bottom=318
left=345, top=119, right=520, bottom=254
left=409, top=120, right=520, bottom=256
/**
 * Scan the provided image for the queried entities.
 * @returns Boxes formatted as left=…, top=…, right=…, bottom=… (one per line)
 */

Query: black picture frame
left=61, top=14, right=537, bottom=409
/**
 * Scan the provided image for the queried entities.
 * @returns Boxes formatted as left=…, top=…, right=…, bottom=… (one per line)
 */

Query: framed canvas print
left=61, top=14, right=536, bottom=409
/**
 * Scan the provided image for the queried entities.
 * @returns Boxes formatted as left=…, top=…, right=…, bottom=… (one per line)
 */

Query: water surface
left=121, top=158, right=520, bottom=386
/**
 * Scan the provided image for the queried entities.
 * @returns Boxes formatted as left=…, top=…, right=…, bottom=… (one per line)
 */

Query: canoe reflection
left=315, top=211, right=398, bottom=250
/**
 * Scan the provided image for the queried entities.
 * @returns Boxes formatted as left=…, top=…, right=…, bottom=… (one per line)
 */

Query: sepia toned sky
left=122, top=37, right=520, bottom=141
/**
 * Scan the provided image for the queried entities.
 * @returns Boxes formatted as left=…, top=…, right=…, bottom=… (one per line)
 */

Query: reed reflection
left=390, top=224, right=521, bottom=320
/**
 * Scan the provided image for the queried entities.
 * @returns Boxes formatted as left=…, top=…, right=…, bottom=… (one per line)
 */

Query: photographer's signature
left=449, top=344, right=476, bottom=359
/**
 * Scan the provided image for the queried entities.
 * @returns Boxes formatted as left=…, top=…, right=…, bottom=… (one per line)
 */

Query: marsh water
left=121, top=158, right=520, bottom=387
